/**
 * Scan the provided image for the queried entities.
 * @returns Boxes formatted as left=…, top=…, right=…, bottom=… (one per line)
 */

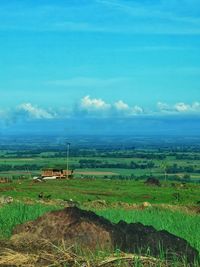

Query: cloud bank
left=18, top=103, right=56, bottom=119
left=80, top=95, right=111, bottom=111
left=0, top=97, right=200, bottom=125
left=157, top=101, right=200, bottom=114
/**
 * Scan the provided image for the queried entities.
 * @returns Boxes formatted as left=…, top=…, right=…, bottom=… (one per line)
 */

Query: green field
left=1, top=147, right=200, bottom=182
left=0, top=142, right=200, bottom=265
left=0, top=179, right=199, bottom=205
left=0, top=179, right=199, bottom=250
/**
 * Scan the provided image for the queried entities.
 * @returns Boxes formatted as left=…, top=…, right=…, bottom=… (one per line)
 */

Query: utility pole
left=66, top=142, right=70, bottom=179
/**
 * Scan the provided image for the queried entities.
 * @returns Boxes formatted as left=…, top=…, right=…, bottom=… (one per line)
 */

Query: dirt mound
left=145, top=178, right=161, bottom=186
left=13, top=207, right=114, bottom=252
left=12, top=207, right=198, bottom=264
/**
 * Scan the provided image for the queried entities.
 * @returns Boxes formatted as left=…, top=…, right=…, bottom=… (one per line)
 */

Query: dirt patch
left=145, top=178, right=161, bottom=187
left=75, top=171, right=118, bottom=176
left=12, top=207, right=198, bottom=264
left=83, top=201, right=200, bottom=215
left=66, top=186, right=122, bottom=197
left=83, top=200, right=152, bottom=210
left=0, top=186, right=14, bottom=192
left=189, top=206, right=200, bottom=214
left=154, top=204, right=200, bottom=215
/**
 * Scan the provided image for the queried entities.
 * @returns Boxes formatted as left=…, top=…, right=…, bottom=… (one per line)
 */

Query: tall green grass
left=0, top=203, right=199, bottom=254
left=0, top=203, right=200, bottom=267
left=0, top=203, right=199, bottom=265
left=96, top=208, right=200, bottom=253
left=0, top=202, right=57, bottom=238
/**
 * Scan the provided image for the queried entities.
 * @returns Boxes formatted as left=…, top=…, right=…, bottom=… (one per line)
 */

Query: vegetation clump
left=144, top=178, right=161, bottom=187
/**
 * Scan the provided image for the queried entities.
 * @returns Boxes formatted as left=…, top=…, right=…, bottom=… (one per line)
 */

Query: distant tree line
left=0, top=164, right=44, bottom=171
left=175, top=154, right=200, bottom=160
left=166, top=163, right=200, bottom=174
left=78, top=159, right=155, bottom=169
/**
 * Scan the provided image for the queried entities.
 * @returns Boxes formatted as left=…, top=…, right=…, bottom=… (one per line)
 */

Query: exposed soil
left=144, top=178, right=161, bottom=187
left=75, top=171, right=118, bottom=176
left=82, top=199, right=151, bottom=210
left=23, top=197, right=200, bottom=215
left=0, top=186, right=14, bottom=192
left=155, top=204, right=200, bottom=215
left=11, top=207, right=198, bottom=264
left=64, top=186, right=122, bottom=197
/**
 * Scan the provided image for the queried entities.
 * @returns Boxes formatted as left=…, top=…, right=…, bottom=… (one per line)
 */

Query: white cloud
left=157, top=102, right=172, bottom=112
left=114, top=100, right=144, bottom=116
left=80, top=97, right=144, bottom=117
left=15, top=100, right=200, bottom=119
left=1, top=99, right=200, bottom=126
left=18, top=103, right=56, bottom=119
left=76, top=95, right=194, bottom=116
left=192, top=102, right=200, bottom=110
left=80, top=96, right=111, bottom=111
left=158, top=101, right=200, bottom=114
left=114, top=100, right=129, bottom=111
left=174, top=102, right=190, bottom=112
left=132, top=105, right=143, bottom=114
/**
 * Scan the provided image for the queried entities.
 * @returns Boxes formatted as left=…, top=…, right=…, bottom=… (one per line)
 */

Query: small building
left=41, top=168, right=73, bottom=179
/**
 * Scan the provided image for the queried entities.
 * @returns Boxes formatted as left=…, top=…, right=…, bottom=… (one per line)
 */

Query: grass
left=96, top=208, right=200, bottom=254
left=0, top=203, right=199, bottom=254
left=0, top=177, right=199, bottom=265
left=0, top=245, right=183, bottom=267
left=1, top=153, right=200, bottom=180
left=0, top=178, right=199, bottom=205
left=0, top=203, right=199, bottom=266
left=0, top=202, right=58, bottom=238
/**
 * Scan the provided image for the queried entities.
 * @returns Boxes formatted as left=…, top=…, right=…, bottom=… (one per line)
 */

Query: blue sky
left=0, top=0, right=200, bottom=134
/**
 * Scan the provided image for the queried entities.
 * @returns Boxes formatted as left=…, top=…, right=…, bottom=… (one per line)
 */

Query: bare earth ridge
left=12, top=207, right=199, bottom=264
